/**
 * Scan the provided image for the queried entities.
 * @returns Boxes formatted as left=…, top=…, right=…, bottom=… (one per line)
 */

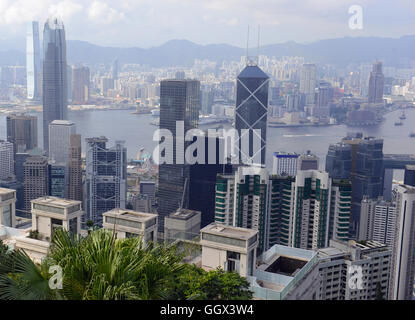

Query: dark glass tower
left=157, top=79, right=200, bottom=233
left=325, top=142, right=352, bottom=179
left=42, top=17, right=67, bottom=154
left=235, top=64, right=269, bottom=166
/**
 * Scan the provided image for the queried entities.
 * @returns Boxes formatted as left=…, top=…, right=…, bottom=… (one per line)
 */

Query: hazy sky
left=0, top=0, right=414, bottom=48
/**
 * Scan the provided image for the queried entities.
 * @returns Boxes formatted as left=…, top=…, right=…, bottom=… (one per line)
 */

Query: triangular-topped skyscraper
left=235, top=62, right=269, bottom=166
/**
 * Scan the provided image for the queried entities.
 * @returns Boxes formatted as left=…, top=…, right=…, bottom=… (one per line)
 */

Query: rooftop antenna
left=246, top=25, right=250, bottom=66
left=257, top=25, right=260, bottom=65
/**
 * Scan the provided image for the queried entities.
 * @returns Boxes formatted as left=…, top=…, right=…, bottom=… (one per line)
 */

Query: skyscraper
left=325, top=142, right=352, bottom=180
left=85, top=137, right=127, bottom=225
left=23, top=155, right=49, bottom=212
left=299, top=63, right=317, bottom=105
left=71, top=66, right=90, bottom=104
left=6, top=114, right=38, bottom=154
left=368, top=60, right=384, bottom=104
left=352, top=137, right=384, bottom=236
left=359, top=197, right=396, bottom=247
left=298, top=151, right=319, bottom=171
left=68, top=134, right=82, bottom=202
left=42, top=17, right=67, bottom=153
left=26, top=21, right=41, bottom=101
left=404, top=165, right=415, bottom=187
left=235, top=63, right=269, bottom=166
left=48, top=120, right=76, bottom=165
left=157, top=79, right=200, bottom=233
left=390, top=185, right=415, bottom=300
left=0, top=141, right=14, bottom=180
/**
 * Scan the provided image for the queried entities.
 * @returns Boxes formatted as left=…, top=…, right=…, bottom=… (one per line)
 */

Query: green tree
left=172, top=264, right=253, bottom=300
left=0, top=229, right=253, bottom=300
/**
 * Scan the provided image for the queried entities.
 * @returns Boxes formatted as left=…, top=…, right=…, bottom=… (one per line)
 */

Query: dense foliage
left=0, top=229, right=252, bottom=300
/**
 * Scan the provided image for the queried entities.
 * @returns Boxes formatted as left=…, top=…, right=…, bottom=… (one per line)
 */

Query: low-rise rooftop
left=201, top=223, right=257, bottom=240
left=168, top=208, right=200, bottom=220
left=103, top=208, right=157, bottom=222
left=32, top=196, right=82, bottom=208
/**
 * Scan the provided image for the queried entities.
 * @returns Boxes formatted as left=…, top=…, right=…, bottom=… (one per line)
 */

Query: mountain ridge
left=1, top=35, right=415, bottom=68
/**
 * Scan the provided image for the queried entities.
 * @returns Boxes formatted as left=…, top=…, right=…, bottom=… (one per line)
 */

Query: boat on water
left=410, top=132, right=415, bottom=137
left=395, top=120, right=403, bottom=126
left=400, top=111, right=406, bottom=120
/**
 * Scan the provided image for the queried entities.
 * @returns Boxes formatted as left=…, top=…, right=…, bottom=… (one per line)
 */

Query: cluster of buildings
left=1, top=17, right=415, bottom=301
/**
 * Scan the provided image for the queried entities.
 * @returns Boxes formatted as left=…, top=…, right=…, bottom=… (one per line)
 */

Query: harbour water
left=0, top=108, right=414, bottom=172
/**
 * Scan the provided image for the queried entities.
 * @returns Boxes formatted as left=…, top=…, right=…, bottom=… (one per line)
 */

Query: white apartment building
left=359, top=197, right=396, bottom=247
left=389, top=185, right=415, bottom=300
left=318, top=239, right=391, bottom=300
left=272, top=152, right=298, bottom=176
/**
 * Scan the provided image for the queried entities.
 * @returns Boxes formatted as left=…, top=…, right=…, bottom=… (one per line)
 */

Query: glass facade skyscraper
left=157, top=79, right=200, bottom=233
left=26, top=21, right=41, bottom=101
left=235, top=64, right=269, bottom=166
left=85, top=137, right=127, bottom=226
left=42, top=17, right=67, bottom=154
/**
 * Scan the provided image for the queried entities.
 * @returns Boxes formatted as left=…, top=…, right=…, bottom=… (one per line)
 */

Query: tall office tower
left=404, top=165, right=415, bottom=187
left=299, top=63, right=316, bottom=105
left=157, top=79, right=200, bottom=233
left=359, top=197, right=396, bottom=246
left=292, top=170, right=332, bottom=250
left=23, top=156, right=49, bottom=212
left=368, top=60, right=384, bottom=104
left=352, top=137, right=384, bottom=237
left=48, top=120, right=76, bottom=165
left=42, top=17, right=67, bottom=154
left=139, top=181, right=156, bottom=209
left=49, top=164, right=66, bottom=198
left=200, top=89, right=214, bottom=115
left=85, top=137, right=127, bottom=225
left=0, top=141, right=14, bottom=180
left=389, top=185, right=415, bottom=300
left=6, top=114, right=38, bottom=154
left=71, top=66, right=90, bottom=104
left=48, top=120, right=75, bottom=198
left=235, top=64, right=269, bottom=166
left=68, top=134, right=82, bottom=202
left=112, top=58, right=119, bottom=80
left=325, top=142, right=352, bottom=179
left=318, top=240, right=391, bottom=300
left=26, top=21, right=41, bottom=101
left=272, top=152, right=298, bottom=176
left=188, top=134, right=233, bottom=228
left=298, top=151, right=319, bottom=171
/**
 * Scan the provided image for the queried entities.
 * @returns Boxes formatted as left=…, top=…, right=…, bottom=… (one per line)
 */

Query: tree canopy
left=0, top=229, right=252, bottom=300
